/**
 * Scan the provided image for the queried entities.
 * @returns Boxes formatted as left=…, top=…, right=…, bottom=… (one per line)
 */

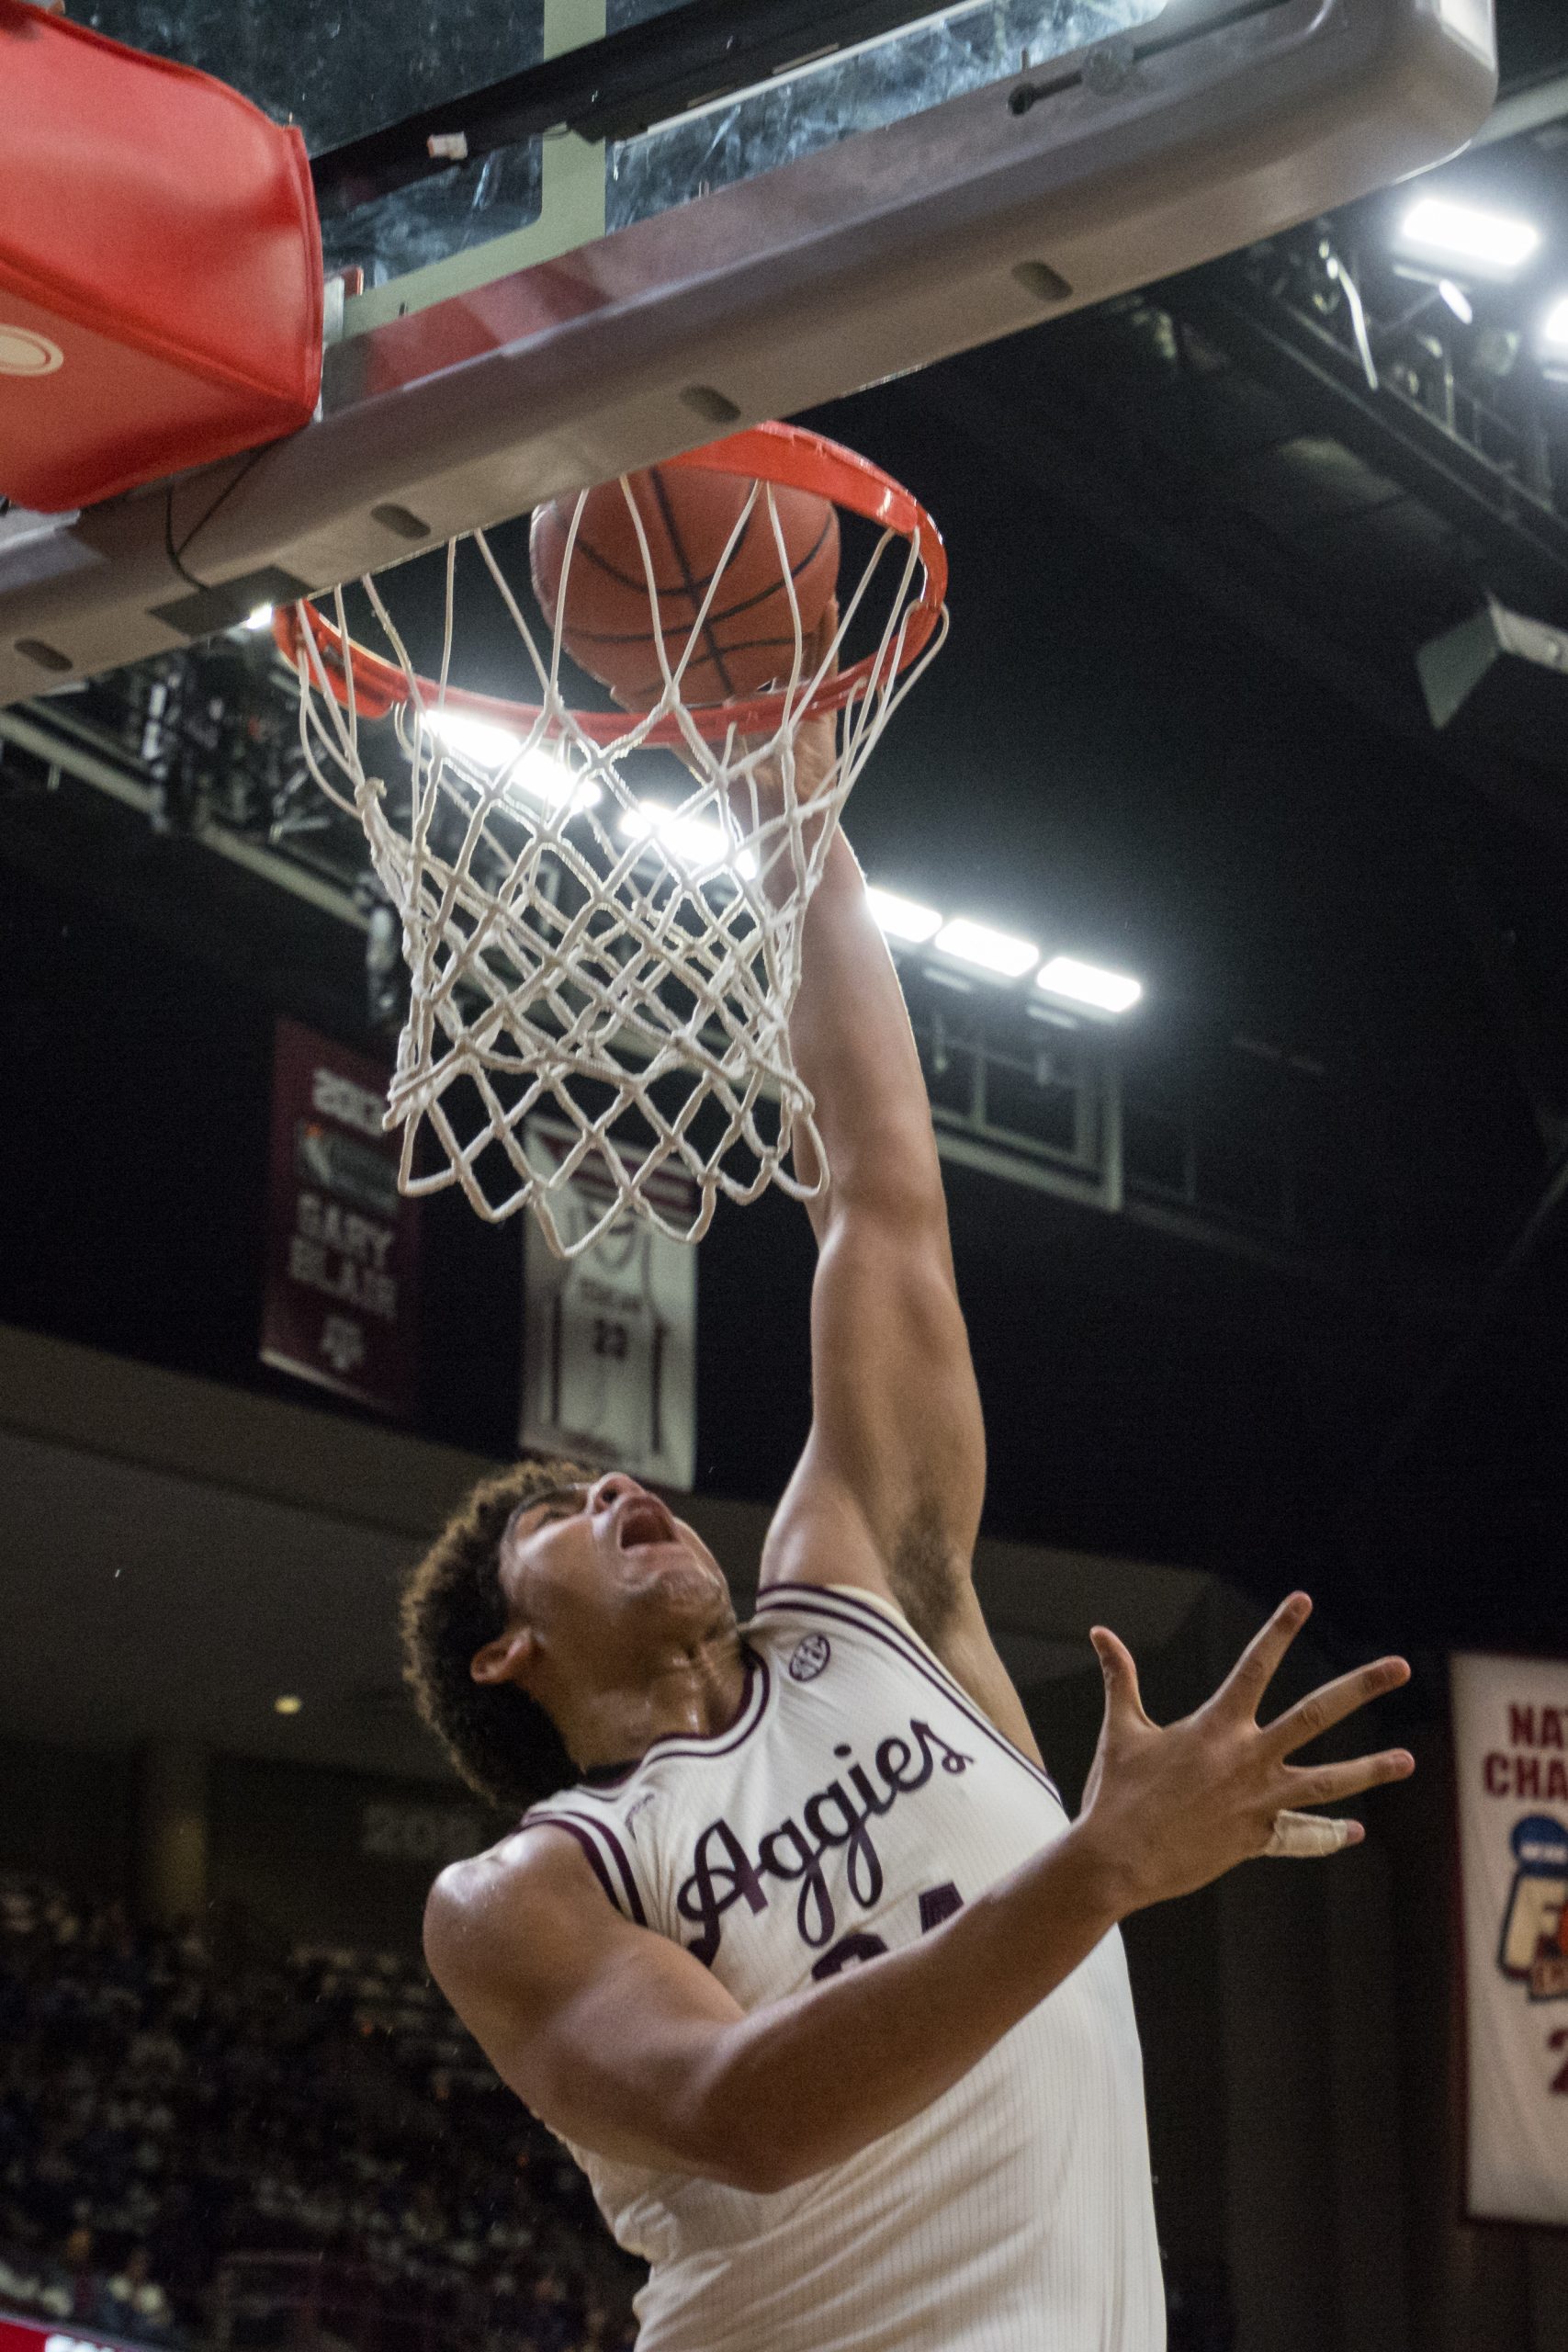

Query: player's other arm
left=426, top=1823, right=1118, bottom=2195
left=760, top=803, right=1025, bottom=1746
left=427, top=1601, right=1413, bottom=2192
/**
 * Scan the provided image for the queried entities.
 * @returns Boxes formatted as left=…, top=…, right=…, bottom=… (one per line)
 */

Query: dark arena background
left=5, top=0, right=1568, bottom=2346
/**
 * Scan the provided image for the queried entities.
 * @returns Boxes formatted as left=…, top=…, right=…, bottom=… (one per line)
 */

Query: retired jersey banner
left=260, top=1019, right=419, bottom=1418
left=519, top=1118, right=696, bottom=1490
left=1451, top=1649, right=1568, bottom=2224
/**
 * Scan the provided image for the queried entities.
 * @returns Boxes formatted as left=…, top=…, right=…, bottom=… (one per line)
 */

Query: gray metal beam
left=0, top=708, right=366, bottom=931
left=1470, top=68, right=1568, bottom=149
left=1164, top=273, right=1568, bottom=594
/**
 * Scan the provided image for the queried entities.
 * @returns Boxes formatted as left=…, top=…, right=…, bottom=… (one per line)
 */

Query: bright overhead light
left=242, top=604, right=276, bottom=633
left=621, top=802, right=758, bottom=878
left=1037, top=956, right=1143, bottom=1014
left=933, top=916, right=1039, bottom=980
left=273, top=1694, right=303, bottom=1717
left=429, top=714, right=600, bottom=810
left=509, top=748, right=602, bottom=813
left=1399, top=196, right=1540, bottom=275
left=430, top=711, right=521, bottom=767
left=1543, top=295, right=1568, bottom=353
left=1438, top=278, right=1474, bottom=325
left=866, top=886, right=943, bottom=944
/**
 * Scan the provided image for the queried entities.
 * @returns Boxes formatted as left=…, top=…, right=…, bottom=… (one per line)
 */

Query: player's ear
left=470, top=1625, right=536, bottom=1689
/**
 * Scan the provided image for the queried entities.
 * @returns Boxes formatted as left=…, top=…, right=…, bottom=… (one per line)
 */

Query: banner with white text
left=1451, top=1648, right=1568, bottom=2224
left=0, top=2314, right=144, bottom=2352
left=260, top=1019, right=419, bottom=1418
left=519, top=1119, right=696, bottom=1490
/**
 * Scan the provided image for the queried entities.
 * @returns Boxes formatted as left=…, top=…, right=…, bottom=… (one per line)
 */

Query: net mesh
left=282, top=458, right=946, bottom=1258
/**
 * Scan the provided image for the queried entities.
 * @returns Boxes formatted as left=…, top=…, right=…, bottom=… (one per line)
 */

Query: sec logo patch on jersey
left=787, top=1633, right=831, bottom=1683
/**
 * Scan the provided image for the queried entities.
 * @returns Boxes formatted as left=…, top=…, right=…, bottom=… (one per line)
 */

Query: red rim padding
left=0, top=0, right=322, bottom=514
left=275, top=423, right=947, bottom=747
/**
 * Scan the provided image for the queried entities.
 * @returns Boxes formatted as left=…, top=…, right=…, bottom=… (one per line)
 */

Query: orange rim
left=274, top=421, right=947, bottom=748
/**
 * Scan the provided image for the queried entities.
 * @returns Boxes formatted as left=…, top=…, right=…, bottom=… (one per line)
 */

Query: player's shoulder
left=423, top=1821, right=604, bottom=1978
left=750, top=1577, right=934, bottom=1664
left=752, top=1577, right=1030, bottom=1738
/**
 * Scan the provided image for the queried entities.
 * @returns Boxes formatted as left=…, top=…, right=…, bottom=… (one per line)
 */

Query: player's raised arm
left=756, top=644, right=1025, bottom=1739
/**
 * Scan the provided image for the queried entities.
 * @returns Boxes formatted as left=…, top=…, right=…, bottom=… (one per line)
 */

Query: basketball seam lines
left=555, top=496, right=836, bottom=695
left=565, top=512, right=836, bottom=621
left=554, top=625, right=807, bottom=650
left=646, top=465, right=737, bottom=702
left=559, top=521, right=835, bottom=639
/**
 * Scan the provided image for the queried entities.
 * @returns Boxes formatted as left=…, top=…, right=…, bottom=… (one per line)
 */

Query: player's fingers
left=812, top=597, right=841, bottom=681
left=1280, top=1748, right=1415, bottom=1808
left=1264, top=1811, right=1364, bottom=1859
left=1211, top=1592, right=1313, bottom=1722
left=1261, top=1656, right=1410, bottom=1758
left=1089, top=1627, right=1153, bottom=1730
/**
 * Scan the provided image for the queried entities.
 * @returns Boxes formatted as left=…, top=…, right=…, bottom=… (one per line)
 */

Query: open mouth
left=614, top=1493, right=679, bottom=1551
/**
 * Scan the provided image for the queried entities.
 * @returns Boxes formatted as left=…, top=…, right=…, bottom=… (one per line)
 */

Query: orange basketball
left=529, top=462, right=840, bottom=709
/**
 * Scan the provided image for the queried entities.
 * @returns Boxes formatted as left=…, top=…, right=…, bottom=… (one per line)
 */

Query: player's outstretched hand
left=718, top=598, right=840, bottom=824
left=699, top=601, right=841, bottom=908
left=1075, top=1593, right=1414, bottom=1917
left=777, top=598, right=841, bottom=807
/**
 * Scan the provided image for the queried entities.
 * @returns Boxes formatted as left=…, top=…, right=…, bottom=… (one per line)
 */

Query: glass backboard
left=75, top=0, right=1169, bottom=292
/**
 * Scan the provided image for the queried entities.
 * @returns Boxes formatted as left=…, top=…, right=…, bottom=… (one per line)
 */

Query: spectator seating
left=0, top=1878, right=638, bottom=2352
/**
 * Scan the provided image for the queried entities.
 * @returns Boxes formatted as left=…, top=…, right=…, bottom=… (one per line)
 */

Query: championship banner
left=260, top=1019, right=419, bottom=1418
left=1451, top=1649, right=1568, bottom=2224
left=519, top=1119, right=696, bottom=1490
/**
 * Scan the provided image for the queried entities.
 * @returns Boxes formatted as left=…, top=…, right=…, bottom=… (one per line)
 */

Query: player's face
left=501, top=1474, right=732, bottom=1661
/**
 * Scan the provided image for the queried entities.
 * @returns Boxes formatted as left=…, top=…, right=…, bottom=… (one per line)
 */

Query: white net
left=281, top=453, right=946, bottom=1258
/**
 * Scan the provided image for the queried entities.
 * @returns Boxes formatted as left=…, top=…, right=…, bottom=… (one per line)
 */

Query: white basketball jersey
left=523, top=1582, right=1165, bottom=2352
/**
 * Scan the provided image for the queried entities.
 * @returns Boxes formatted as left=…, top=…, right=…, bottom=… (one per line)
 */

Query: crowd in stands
left=0, top=1873, right=1238, bottom=2352
left=0, top=1878, right=638, bottom=2352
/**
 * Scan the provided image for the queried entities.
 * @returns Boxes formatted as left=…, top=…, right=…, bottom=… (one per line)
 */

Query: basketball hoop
left=275, top=422, right=947, bottom=1258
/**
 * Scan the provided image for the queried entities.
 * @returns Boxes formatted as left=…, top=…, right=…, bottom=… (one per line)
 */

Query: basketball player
left=400, top=632, right=1415, bottom=2349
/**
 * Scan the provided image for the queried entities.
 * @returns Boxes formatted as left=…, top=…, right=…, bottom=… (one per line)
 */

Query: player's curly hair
left=400, top=1458, right=590, bottom=1815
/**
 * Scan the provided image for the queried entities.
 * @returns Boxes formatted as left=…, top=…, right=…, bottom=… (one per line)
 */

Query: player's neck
left=566, top=1623, right=748, bottom=1778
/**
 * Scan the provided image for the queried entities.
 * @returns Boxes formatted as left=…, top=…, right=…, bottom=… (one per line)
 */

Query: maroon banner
left=260, top=1019, right=419, bottom=1418
left=0, top=2318, right=145, bottom=2352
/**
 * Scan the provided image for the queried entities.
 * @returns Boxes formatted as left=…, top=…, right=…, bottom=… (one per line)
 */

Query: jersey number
left=810, top=1883, right=964, bottom=1979
left=1551, top=2028, right=1568, bottom=2096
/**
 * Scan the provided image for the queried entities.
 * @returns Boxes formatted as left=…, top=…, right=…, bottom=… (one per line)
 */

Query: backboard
left=1, top=0, right=1498, bottom=703
left=73, top=0, right=1177, bottom=301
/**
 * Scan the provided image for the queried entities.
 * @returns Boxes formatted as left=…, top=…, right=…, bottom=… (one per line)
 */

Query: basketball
left=529, top=463, right=840, bottom=708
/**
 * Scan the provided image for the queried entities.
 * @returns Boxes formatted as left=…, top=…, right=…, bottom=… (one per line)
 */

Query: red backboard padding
left=0, top=0, right=323, bottom=512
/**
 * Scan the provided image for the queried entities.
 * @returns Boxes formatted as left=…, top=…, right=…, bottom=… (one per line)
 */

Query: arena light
left=866, top=885, right=943, bottom=944
left=932, top=916, right=1040, bottom=980
left=428, top=714, right=600, bottom=810
left=430, top=711, right=519, bottom=768
left=273, top=1694, right=303, bottom=1716
left=1438, top=278, right=1474, bottom=325
left=242, top=604, right=276, bottom=632
left=1543, top=295, right=1568, bottom=355
left=1398, top=196, right=1541, bottom=276
left=621, top=802, right=759, bottom=878
left=1037, top=956, right=1144, bottom=1014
